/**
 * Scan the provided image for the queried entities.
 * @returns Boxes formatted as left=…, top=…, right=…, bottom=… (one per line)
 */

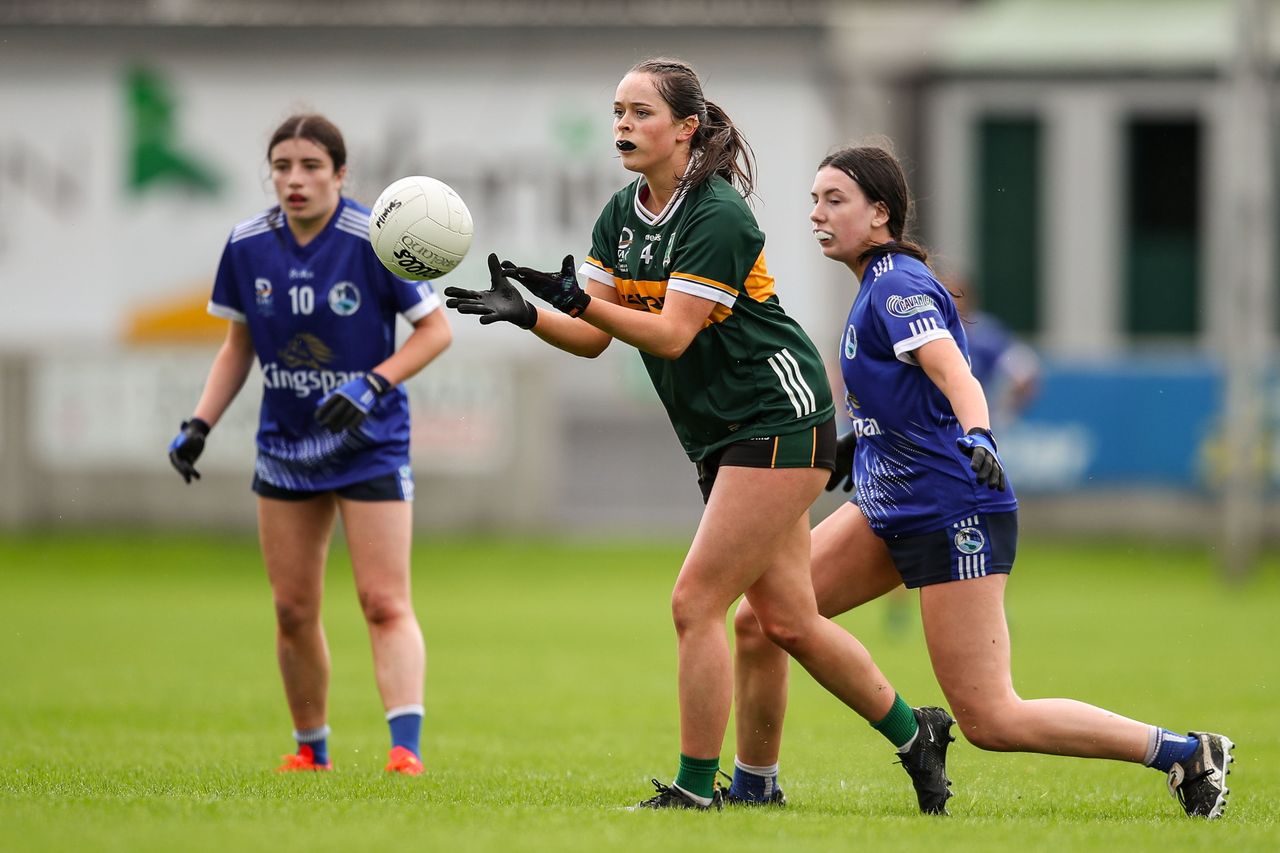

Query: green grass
left=0, top=532, right=1277, bottom=851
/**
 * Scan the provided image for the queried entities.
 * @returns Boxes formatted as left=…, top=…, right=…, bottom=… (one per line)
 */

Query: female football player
left=444, top=58, right=945, bottom=810
left=730, top=142, right=1233, bottom=818
left=168, top=114, right=452, bottom=776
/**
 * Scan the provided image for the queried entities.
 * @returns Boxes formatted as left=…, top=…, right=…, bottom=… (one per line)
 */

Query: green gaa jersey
left=579, top=174, right=833, bottom=461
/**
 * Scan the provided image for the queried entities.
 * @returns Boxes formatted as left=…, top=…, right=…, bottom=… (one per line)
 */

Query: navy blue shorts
left=251, top=467, right=415, bottom=502
left=883, top=511, right=1018, bottom=589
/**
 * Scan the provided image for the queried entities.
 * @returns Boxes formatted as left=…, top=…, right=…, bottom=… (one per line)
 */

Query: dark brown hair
left=267, top=113, right=347, bottom=172
left=630, top=57, right=755, bottom=198
left=819, top=144, right=929, bottom=268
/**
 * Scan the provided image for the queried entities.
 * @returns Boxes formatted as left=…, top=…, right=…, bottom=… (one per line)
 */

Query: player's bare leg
left=733, top=501, right=902, bottom=768
left=259, top=494, right=337, bottom=768
left=341, top=498, right=424, bottom=708
left=733, top=501, right=952, bottom=811
left=652, top=466, right=825, bottom=807
left=341, top=496, right=425, bottom=774
left=921, top=573, right=1150, bottom=758
left=921, top=573, right=1233, bottom=817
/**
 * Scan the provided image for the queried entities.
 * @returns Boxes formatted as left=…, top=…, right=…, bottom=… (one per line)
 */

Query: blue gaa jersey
left=840, top=252, right=1017, bottom=538
left=208, top=197, right=440, bottom=491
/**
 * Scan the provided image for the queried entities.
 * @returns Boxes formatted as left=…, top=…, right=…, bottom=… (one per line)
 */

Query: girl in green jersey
left=446, top=58, right=941, bottom=810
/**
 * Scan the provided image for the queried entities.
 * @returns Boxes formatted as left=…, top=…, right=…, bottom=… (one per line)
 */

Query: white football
left=368, top=175, right=473, bottom=280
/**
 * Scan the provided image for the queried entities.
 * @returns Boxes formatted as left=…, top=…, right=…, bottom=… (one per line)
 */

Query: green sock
left=871, top=694, right=919, bottom=749
left=674, top=753, right=720, bottom=800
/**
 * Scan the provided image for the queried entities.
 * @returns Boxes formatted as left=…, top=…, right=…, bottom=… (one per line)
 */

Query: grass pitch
left=0, top=531, right=1276, bottom=851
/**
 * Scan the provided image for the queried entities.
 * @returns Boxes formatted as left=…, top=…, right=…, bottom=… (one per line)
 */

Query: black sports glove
left=315, top=371, right=392, bottom=432
left=500, top=254, right=591, bottom=318
left=826, top=430, right=857, bottom=492
left=443, top=253, right=538, bottom=329
left=168, top=417, right=211, bottom=484
left=956, top=426, right=1006, bottom=491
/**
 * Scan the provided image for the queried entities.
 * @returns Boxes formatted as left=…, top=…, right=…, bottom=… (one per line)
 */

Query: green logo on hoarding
left=126, top=66, right=220, bottom=195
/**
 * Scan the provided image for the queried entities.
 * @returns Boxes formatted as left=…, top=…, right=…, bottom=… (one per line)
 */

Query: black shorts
left=695, top=418, right=837, bottom=504
left=884, top=510, right=1018, bottom=589
left=251, top=468, right=414, bottom=502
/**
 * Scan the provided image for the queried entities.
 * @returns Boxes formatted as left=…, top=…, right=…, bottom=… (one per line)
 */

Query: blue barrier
left=998, top=357, right=1255, bottom=492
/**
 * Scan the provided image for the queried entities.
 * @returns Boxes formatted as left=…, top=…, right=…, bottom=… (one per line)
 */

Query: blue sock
left=729, top=757, right=780, bottom=801
left=294, top=725, right=330, bottom=766
left=1146, top=728, right=1199, bottom=772
left=387, top=705, right=424, bottom=756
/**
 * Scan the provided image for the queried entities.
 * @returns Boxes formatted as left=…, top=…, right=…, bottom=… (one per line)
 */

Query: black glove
left=500, top=254, right=591, bottom=318
left=315, top=371, right=391, bottom=432
left=826, top=430, right=857, bottom=492
left=168, top=417, right=211, bottom=484
left=956, top=426, right=1006, bottom=491
left=443, top=253, right=538, bottom=328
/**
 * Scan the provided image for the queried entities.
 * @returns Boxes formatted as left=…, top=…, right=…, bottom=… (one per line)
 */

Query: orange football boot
left=276, top=743, right=333, bottom=772
left=385, top=745, right=424, bottom=776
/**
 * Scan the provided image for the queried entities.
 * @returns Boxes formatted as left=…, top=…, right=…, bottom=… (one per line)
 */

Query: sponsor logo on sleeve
left=886, top=294, right=938, bottom=318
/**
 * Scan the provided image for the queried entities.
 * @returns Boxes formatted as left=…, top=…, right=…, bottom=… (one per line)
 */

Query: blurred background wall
left=1, top=0, right=1277, bottom=556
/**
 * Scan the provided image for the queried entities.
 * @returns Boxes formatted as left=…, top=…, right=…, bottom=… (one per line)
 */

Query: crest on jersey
left=328, top=281, right=361, bottom=316
left=886, top=293, right=938, bottom=318
left=843, top=323, right=857, bottom=359
left=954, top=526, right=985, bottom=555
left=254, top=277, right=274, bottom=316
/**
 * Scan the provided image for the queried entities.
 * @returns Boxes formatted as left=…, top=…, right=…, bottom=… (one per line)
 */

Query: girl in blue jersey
left=167, top=114, right=452, bottom=775
left=730, top=144, right=1233, bottom=818
left=446, top=59, right=942, bottom=811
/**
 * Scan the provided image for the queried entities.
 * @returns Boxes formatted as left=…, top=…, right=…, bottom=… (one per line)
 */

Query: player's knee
left=733, top=601, right=765, bottom=641
left=273, top=598, right=319, bottom=636
left=953, top=705, right=1020, bottom=752
left=756, top=612, right=807, bottom=655
left=358, top=589, right=409, bottom=627
left=669, top=584, right=719, bottom=636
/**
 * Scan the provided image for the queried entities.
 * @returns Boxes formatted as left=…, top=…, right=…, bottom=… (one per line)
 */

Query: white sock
left=672, top=782, right=714, bottom=807
left=293, top=724, right=330, bottom=743
left=385, top=704, right=425, bottom=721
left=733, top=756, right=780, bottom=778
left=897, top=729, right=920, bottom=754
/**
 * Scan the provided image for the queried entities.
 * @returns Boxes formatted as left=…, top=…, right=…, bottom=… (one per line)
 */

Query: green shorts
left=695, top=418, right=836, bottom=504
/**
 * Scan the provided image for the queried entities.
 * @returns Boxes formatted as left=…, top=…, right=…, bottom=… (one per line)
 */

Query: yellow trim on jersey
left=742, top=251, right=776, bottom=303
left=584, top=255, right=615, bottom=275
left=613, top=278, right=669, bottom=314
left=614, top=276, right=738, bottom=326
left=707, top=303, right=733, bottom=325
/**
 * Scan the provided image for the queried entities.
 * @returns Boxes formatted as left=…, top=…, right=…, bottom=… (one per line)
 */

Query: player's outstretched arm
left=446, top=252, right=615, bottom=358
left=501, top=255, right=712, bottom=361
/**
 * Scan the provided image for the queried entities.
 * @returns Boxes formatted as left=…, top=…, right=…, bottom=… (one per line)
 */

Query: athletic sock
left=294, top=724, right=331, bottom=765
left=729, top=756, right=780, bottom=801
left=1144, top=727, right=1199, bottom=772
left=871, top=694, right=919, bottom=750
left=386, top=704, right=425, bottom=756
left=674, top=753, right=721, bottom=801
